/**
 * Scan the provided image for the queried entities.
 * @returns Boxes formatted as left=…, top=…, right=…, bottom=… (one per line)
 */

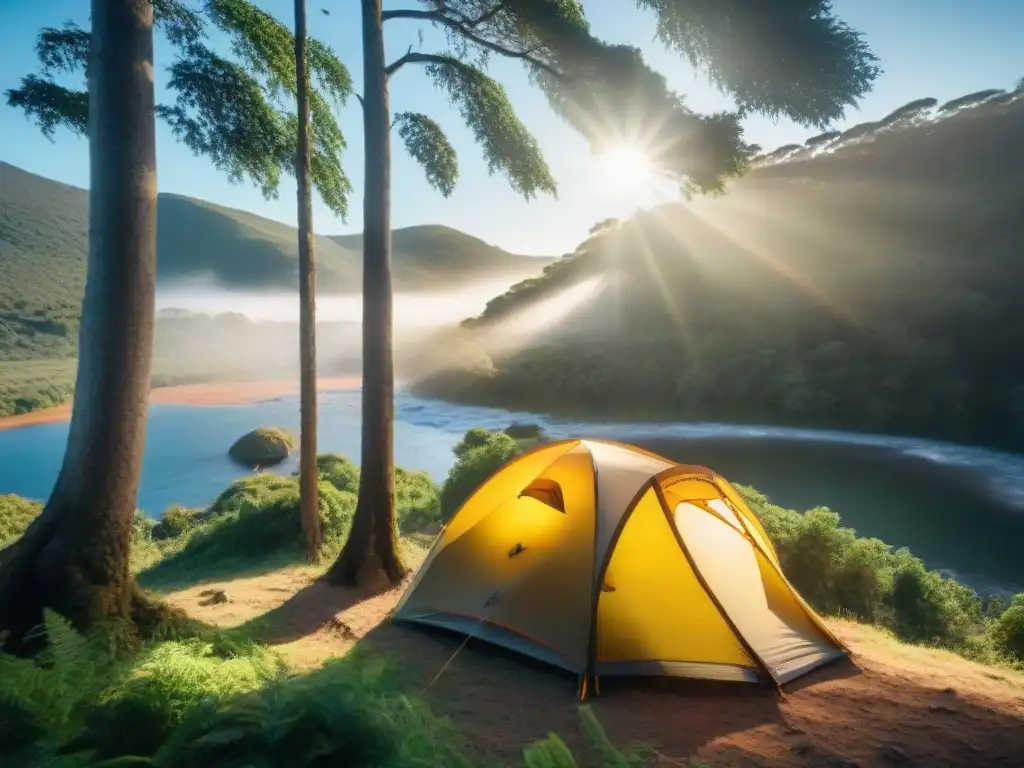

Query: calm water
left=2, top=389, right=1023, bottom=597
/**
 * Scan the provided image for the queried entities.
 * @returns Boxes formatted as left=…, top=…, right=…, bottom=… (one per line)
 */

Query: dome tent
left=394, top=439, right=848, bottom=697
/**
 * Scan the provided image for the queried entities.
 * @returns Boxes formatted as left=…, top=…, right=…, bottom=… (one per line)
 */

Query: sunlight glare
left=596, top=144, right=654, bottom=191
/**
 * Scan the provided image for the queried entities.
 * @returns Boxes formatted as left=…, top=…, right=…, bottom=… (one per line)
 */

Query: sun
left=595, top=143, right=654, bottom=190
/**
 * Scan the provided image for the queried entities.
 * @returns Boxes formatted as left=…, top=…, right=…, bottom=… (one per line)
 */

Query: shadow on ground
left=202, top=576, right=1024, bottom=767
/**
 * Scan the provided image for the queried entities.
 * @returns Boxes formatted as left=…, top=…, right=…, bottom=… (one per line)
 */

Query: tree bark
left=0, top=0, right=158, bottom=649
left=294, top=0, right=321, bottom=562
left=326, top=0, right=405, bottom=587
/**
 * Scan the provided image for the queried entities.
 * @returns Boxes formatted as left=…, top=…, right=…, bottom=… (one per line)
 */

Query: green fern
left=521, top=706, right=655, bottom=768
left=522, top=732, right=578, bottom=768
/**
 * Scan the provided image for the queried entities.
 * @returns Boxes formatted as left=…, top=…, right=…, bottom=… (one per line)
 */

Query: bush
left=0, top=611, right=471, bottom=768
left=439, top=429, right=518, bottom=520
left=737, top=484, right=983, bottom=647
left=989, top=594, right=1024, bottom=660
left=0, top=494, right=41, bottom=549
left=152, top=505, right=207, bottom=541
left=143, top=474, right=357, bottom=583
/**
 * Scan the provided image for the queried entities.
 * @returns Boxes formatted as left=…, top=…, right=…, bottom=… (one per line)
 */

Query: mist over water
left=156, top=276, right=517, bottom=329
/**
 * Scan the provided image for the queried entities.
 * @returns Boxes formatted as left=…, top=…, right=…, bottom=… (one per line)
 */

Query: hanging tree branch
left=381, top=7, right=562, bottom=77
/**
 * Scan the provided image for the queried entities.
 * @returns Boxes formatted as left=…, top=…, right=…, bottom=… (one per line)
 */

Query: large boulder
left=228, top=427, right=296, bottom=467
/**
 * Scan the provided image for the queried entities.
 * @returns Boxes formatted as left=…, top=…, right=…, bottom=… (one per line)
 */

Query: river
left=1, top=388, right=1022, bottom=598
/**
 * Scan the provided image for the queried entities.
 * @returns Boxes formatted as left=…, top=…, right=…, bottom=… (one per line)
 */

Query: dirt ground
left=0, top=376, right=361, bottom=431
left=168, top=567, right=1024, bottom=768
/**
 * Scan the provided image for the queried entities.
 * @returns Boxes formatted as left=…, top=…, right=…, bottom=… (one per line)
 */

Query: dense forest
left=410, top=85, right=1024, bottom=452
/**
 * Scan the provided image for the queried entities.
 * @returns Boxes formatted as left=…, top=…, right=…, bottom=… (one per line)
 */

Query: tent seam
left=652, top=481, right=781, bottom=688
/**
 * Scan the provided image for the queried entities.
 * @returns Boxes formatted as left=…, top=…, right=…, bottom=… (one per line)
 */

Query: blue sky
left=1, top=1, right=1022, bottom=256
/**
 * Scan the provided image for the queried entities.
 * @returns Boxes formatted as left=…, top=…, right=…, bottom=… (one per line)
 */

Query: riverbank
left=0, top=376, right=362, bottom=431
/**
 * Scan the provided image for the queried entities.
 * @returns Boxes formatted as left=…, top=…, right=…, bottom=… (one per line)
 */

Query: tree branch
left=380, top=8, right=561, bottom=78
left=386, top=51, right=451, bottom=78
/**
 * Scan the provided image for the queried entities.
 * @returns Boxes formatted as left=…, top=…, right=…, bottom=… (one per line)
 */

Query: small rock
left=929, top=703, right=957, bottom=715
left=228, top=427, right=296, bottom=467
left=880, top=744, right=910, bottom=764
left=198, top=588, right=230, bottom=606
left=324, top=616, right=357, bottom=640
left=791, top=740, right=814, bottom=756
left=784, top=724, right=806, bottom=735
left=941, top=686, right=956, bottom=695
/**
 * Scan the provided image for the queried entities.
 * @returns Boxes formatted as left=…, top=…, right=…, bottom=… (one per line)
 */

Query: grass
left=2, top=427, right=1023, bottom=766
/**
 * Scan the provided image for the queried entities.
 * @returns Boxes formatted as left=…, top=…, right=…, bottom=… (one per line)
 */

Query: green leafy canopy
left=383, top=0, right=879, bottom=199
left=4, top=0, right=353, bottom=219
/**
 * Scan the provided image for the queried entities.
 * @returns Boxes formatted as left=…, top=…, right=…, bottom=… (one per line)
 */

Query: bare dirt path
left=167, top=567, right=1024, bottom=767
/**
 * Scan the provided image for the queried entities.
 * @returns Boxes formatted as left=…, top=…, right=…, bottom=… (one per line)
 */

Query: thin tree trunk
left=326, top=0, right=405, bottom=587
left=0, top=0, right=159, bottom=649
left=294, top=0, right=321, bottom=562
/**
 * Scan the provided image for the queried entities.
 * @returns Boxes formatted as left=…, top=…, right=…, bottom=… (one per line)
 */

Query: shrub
left=0, top=611, right=471, bottom=768
left=439, top=429, right=518, bottom=520
left=395, top=466, right=442, bottom=532
left=0, top=494, right=41, bottom=549
left=737, top=484, right=983, bottom=647
left=141, top=474, right=357, bottom=584
left=152, top=505, right=207, bottom=541
left=989, top=593, right=1024, bottom=660
left=316, top=453, right=360, bottom=492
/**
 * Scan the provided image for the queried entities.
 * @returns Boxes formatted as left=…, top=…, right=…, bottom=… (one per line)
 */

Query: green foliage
left=135, top=455, right=442, bottom=587
left=142, top=474, right=356, bottom=587
left=6, top=0, right=353, bottom=218
left=739, top=486, right=983, bottom=648
left=426, top=57, right=557, bottom=200
left=439, top=428, right=519, bottom=520
left=0, top=607, right=641, bottom=767
left=394, top=112, right=459, bottom=197
left=227, top=426, right=297, bottom=466
left=315, top=453, right=360, bottom=492
left=0, top=495, right=42, bottom=549
left=415, top=93, right=1024, bottom=452
left=634, top=0, right=880, bottom=128
left=988, top=594, right=1024, bottom=660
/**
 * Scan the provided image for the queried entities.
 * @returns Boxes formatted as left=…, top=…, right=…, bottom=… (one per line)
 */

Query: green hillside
left=331, top=225, right=547, bottom=285
left=0, top=162, right=551, bottom=413
left=410, top=87, right=1024, bottom=452
left=0, top=162, right=551, bottom=303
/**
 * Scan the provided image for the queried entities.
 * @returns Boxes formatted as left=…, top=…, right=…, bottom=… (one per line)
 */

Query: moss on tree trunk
left=326, top=0, right=405, bottom=588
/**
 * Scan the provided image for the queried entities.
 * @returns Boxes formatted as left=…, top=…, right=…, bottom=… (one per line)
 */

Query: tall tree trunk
left=326, top=0, right=405, bottom=587
left=0, top=0, right=158, bottom=649
left=294, top=0, right=321, bottom=562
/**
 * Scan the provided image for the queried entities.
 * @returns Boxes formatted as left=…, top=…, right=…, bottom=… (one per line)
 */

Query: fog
left=150, top=277, right=526, bottom=383
left=156, top=276, right=520, bottom=329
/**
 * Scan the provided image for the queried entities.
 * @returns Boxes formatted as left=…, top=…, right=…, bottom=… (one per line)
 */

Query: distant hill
left=0, top=161, right=550, bottom=413
left=0, top=162, right=551, bottom=303
left=409, top=87, right=1024, bottom=452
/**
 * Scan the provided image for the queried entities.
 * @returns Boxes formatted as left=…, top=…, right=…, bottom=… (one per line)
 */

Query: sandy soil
left=166, top=566, right=1024, bottom=768
left=0, top=376, right=361, bottom=431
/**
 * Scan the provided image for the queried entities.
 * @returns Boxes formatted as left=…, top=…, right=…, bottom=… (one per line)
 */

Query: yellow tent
left=394, top=438, right=847, bottom=696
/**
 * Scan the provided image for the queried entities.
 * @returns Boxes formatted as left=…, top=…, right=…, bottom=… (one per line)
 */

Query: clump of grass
left=140, top=474, right=356, bottom=589
left=0, top=494, right=41, bottom=549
